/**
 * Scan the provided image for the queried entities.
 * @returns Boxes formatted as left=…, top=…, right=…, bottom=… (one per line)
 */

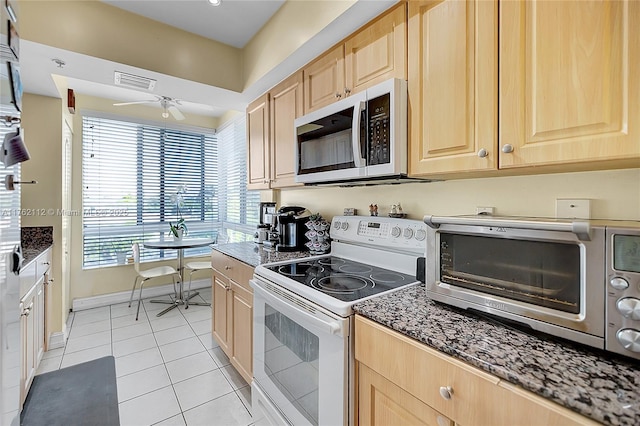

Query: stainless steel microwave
left=294, top=78, right=407, bottom=184
left=424, top=215, right=640, bottom=361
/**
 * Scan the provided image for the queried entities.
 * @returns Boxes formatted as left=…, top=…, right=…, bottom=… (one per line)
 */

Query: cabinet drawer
left=211, top=251, right=254, bottom=293
left=37, top=249, right=52, bottom=276
left=355, top=315, right=499, bottom=423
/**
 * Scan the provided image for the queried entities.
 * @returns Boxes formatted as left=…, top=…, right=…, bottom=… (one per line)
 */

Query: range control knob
left=333, top=220, right=341, bottom=230
left=617, top=298, right=640, bottom=320
left=610, top=277, right=630, bottom=291
left=415, top=229, right=427, bottom=241
left=340, top=221, right=349, bottom=231
left=617, top=329, right=640, bottom=353
left=403, top=228, right=414, bottom=239
left=391, top=226, right=402, bottom=238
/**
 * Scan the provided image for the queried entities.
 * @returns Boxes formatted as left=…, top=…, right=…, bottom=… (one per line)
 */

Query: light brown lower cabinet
left=355, top=315, right=599, bottom=426
left=211, top=251, right=254, bottom=384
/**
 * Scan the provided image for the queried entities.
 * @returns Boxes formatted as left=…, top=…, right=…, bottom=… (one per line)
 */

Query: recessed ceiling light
left=208, top=0, right=221, bottom=6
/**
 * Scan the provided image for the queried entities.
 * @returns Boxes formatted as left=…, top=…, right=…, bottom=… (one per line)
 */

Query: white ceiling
left=19, top=0, right=397, bottom=121
left=100, top=0, right=286, bottom=49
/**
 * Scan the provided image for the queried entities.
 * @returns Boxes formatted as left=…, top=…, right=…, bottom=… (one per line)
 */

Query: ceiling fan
left=113, top=95, right=185, bottom=120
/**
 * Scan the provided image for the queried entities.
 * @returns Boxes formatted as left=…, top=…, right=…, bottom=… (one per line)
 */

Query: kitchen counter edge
left=212, top=241, right=311, bottom=268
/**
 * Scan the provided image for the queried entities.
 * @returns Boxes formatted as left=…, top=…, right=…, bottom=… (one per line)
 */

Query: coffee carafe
left=256, top=202, right=277, bottom=245
left=275, top=206, right=310, bottom=252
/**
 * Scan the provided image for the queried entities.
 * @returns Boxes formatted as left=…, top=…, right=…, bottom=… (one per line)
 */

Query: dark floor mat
left=21, top=356, right=120, bottom=426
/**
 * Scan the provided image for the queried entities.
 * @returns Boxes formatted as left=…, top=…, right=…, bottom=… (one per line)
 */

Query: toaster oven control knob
left=341, top=221, right=349, bottom=231
left=617, top=298, right=640, bottom=320
left=333, top=220, right=341, bottom=230
left=391, top=226, right=402, bottom=238
left=415, top=229, right=427, bottom=241
left=616, top=329, right=640, bottom=353
left=610, top=277, right=629, bottom=290
left=403, top=228, right=414, bottom=239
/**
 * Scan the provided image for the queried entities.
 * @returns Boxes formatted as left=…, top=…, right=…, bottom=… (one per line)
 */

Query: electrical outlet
left=476, top=206, right=494, bottom=216
left=556, top=199, right=591, bottom=219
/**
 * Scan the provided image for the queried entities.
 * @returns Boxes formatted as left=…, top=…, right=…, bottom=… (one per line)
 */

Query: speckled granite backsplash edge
left=353, top=284, right=640, bottom=426
left=21, top=226, right=53, bottom=265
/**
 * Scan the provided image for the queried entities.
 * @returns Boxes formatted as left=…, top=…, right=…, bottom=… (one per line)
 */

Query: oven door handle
left=252, top=280, right=343, bottom=336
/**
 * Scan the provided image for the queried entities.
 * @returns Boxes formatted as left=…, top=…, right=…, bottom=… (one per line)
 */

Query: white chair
left=184, top=261, right=213, bottom=309
left=128, top=243, right=180, bottom=320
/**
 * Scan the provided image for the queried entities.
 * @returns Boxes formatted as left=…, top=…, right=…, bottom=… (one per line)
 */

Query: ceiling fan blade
left=113, top=100, right=157, bottom=106
left=168, top=105, right=185, bottom=121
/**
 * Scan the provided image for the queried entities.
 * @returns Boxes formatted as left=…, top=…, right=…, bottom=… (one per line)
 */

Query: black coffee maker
left=275, top=206, right=310, bottom=252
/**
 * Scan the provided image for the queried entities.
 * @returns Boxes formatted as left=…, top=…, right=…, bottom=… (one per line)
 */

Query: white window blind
left=82, top=114, right=258, bottom=268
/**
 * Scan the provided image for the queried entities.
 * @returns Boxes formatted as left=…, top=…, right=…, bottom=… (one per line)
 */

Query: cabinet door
left=230, top=281, right=253, bottom=384
left=35, top=279, right=45, bottom=366
left=500, top=0, right=640, bottom=168
left=358, top=363, right=453, bottom=426
left=408, top=0, right=497, bottom=176
left=20, top=289, right=36, bottom=407
left=303, top=44, right=345, bottom=113
left=247, top=94, right=271, bottom=189
left=212, top=272, right=231, bottom=355
left=270, top=72, right=304, bottom=188
left=345, top=3, right=407, bottom=95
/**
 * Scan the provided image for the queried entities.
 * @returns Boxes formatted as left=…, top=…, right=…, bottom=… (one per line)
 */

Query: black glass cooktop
left=266, top=256, right=417, bottom=302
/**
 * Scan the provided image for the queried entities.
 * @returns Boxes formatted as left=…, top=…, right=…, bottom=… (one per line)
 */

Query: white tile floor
left=36, top=288, right=254, bottom=426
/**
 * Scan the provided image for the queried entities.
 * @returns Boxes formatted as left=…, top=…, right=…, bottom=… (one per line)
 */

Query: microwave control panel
left=331, top=215, right=426, bottom=252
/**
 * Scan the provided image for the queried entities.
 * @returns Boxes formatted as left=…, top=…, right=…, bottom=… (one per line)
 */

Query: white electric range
left=250, top=215, right=426, bottom=426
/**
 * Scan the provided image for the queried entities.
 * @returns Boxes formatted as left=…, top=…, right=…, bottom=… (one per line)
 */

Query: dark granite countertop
left=21, top=226, right=53, bottom=266
left=353, top=284, right=640, bottom=426
left=213, top=241, right=312, bottom=267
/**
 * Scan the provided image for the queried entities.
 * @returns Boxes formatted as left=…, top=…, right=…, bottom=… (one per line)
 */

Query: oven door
left=251, top=276, right=350, bottom=426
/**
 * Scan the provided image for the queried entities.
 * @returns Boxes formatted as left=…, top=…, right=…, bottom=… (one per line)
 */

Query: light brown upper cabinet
left=408, top=0, right=497, bottom=176
left=303, top=3, right=407, bottom=114
left=409, top=0, right=639, bottom=178
left=247, top=73, right=304, bottom=190
left=247, top=94, right=270, bottom=189
left=269, top=73, right=304, bottom=188
left=499, top=0, right=640, bottom=169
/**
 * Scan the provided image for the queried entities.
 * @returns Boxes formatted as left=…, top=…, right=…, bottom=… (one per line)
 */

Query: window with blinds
left=82, top=114, right=259, bottom=268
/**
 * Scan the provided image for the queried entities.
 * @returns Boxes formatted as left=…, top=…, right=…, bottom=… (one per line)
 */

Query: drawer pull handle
left=439, top=386, right=453, bottom=400
left=43, top=261, right=50, bottom=265
left=224, top=266, right=231, bottom=270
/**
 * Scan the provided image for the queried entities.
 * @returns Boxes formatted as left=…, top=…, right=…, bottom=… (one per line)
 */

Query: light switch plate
left=556, top=199, right=591, bottom=219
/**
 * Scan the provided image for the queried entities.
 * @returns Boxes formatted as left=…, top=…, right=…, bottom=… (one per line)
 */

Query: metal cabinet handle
left=477, top=148, right=488, bottom=158
left=501, top=144, right=514, bottom=153
left=21, top=302, right=34, bottom=317
left=335, top=92, right=342, bottom=98
left=439, top=386, right=453, bottom=400
left=224, top=265, right=231, bottom=270
left=42, top=261, right=50, bottom=265
left=344, top=87, right=351, bottom=95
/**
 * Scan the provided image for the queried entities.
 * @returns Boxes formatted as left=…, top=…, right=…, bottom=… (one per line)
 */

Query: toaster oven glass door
left=439, top=233, right=581, bottom=313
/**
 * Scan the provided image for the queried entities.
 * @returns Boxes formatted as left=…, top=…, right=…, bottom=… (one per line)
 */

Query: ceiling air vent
left=114, top=71, right=156, bottom=91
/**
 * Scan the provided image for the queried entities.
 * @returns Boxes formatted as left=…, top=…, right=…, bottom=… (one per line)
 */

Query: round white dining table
left=143, top=237, right=215, bottom=316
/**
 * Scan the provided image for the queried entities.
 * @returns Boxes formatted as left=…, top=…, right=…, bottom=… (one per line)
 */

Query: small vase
left=173, top=229, right=184, bottom=241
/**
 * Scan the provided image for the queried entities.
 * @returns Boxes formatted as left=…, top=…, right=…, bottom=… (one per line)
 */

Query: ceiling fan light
left=162, top=111, right=170, bottom=119
left=208, top=0, right=221, bottom=6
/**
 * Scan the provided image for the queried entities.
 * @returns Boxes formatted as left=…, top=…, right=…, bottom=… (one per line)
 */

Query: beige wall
left=20, top=1, right=243, bottom=91
left=243, top=0, right=356, bottom=89
left=278, top=168, right=640, bottom=222
left=20, top=94, right=65, bottom=334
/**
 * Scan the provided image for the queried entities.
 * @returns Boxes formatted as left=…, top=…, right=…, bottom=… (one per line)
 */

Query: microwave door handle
left=352, top=100, right=366, bottom=168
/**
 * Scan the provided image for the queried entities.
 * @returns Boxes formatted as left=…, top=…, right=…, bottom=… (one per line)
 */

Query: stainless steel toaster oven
left=424, top=215, right=640, bottom=361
